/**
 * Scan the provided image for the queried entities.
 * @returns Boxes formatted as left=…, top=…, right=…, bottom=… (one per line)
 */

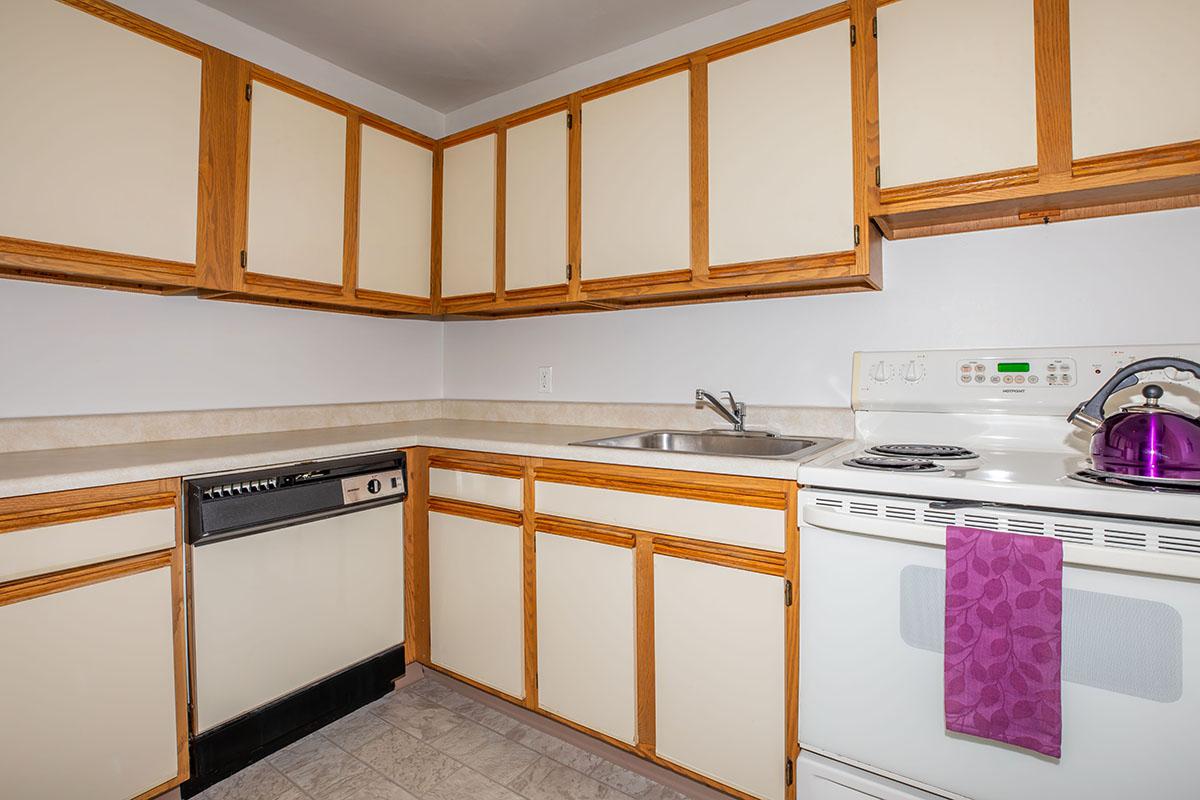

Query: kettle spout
left=1067, top=403, right=1103, bottom=433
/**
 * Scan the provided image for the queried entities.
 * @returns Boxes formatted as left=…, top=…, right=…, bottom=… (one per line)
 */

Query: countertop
left=0, top=418, right=836, bottom=499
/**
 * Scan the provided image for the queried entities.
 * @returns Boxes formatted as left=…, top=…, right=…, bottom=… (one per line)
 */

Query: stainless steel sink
left=570, top=430, right=841, bottom=460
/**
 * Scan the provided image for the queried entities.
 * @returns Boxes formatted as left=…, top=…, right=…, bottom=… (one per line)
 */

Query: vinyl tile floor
left=196, top=672, right=722, bottom=800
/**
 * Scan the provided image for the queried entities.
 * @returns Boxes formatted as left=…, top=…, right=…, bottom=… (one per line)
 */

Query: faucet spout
left=695, top=388, right=747, bottom=432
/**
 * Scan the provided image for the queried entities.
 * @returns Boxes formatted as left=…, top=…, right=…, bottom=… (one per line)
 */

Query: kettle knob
left=1143, top=384, right=1163, bottom=404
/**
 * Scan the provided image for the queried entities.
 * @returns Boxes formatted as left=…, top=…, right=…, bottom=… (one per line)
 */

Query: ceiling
left=195, top=0, right=747, bottom=113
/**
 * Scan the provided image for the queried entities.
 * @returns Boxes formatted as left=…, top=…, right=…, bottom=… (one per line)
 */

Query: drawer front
left=0, top=506, right=175, bottom=584
left=429, top=468, right=522, bottom=510
left=535, top=481, right=784, bottom=552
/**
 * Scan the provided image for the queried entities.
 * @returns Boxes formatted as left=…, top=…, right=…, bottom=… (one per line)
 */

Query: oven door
left=798, top=502, right=1197, bottom=800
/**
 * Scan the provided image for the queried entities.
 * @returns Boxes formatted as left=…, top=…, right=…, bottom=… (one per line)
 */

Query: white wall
left=114, top=0, right=443, bottom=137
left=0, top=281, right=442, bottom=418
left=443, top=207, right=1200, bottom=407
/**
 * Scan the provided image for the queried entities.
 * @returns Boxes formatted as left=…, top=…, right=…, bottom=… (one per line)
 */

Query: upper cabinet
left=1070, top=0, right=1200, bottom=160
left=505, top=110, right=570, bottom=294
left=245, top=80, right=347, bottom=288
left=581, top=71, right=692, bottom=283
left=356, top=123, right=434, bottom=302
left=0, top=0, right=201, bottom=285
left=441, top=133, right=498, bottom=299
left=876, top=0, right=1037, bottom=189
left=708, top=19, right=854, bottom=265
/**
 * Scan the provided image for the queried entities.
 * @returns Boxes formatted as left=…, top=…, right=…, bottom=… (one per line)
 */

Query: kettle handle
left=1068, top=357, right=1200, bottom=431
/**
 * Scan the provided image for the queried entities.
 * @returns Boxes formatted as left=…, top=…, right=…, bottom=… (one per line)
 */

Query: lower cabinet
left=535, top=531, right=637, bottom=743
left=654, top=555, right=787, bottom=800
left=428, top=510, right=525, bottom=697
left=0, top=567, right=180, bottom=800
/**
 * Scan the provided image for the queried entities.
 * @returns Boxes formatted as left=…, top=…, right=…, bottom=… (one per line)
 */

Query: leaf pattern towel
left=944, top=526, right=1063, bottom=758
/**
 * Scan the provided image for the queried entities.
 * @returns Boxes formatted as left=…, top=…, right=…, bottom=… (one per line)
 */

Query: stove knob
left=872, top=361, right=888, bottom=382
left=903, top=360, right=924, bottom=383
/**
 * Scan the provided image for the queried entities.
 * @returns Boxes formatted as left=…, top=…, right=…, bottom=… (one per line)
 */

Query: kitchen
left=1, top=1, right=1197, bottom=800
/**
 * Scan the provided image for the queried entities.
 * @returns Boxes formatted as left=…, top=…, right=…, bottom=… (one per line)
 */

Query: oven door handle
left=801, top=505, right=1200, bottom=580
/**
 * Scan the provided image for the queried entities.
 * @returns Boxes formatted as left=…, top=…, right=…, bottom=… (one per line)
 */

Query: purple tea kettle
left=1068, top=357, right=1200, bottom=482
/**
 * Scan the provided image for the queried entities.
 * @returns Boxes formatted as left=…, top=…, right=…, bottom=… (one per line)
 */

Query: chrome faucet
left=695, top=389, right=747, bottom=432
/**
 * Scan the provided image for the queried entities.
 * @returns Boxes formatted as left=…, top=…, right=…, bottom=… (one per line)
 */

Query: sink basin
left=570, top=430, right=841, bottom=460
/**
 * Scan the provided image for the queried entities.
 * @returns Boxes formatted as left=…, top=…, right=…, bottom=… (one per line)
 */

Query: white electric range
left=793, top=344, right=1200, bottom=800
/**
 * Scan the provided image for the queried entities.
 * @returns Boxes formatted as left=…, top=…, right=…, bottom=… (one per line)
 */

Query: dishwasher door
left=190, top=501, right=404, bottom=733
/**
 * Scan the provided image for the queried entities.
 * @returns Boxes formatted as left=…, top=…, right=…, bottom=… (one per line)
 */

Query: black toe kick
left=182, top=645, right=405, bottom=798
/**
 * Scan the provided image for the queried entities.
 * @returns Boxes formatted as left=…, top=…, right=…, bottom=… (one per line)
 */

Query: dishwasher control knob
left=367, top=479, right=382, bottom=494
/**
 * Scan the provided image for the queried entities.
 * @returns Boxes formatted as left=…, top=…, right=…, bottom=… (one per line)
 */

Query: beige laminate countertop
left=0, top=418, right=839, bottom=499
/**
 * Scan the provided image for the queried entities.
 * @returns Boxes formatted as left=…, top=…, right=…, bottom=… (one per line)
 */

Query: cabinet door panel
left=428, top=512, right=523, bottom=696
left=358, top=126, right=433, bottom=297
left=655, top=555, right=785, bottom=800
left=506, top=111, right=569, bottom=291
left=877, top=0, right=1036, bottom=187
left=709, top=21, right=853, bottom=264
left=442, top=134, right=497, bottom=297
left=536, top=533, right=636, bottom=743
left=0, top=0, right=200, bottom=263
left=0, top=568, right=178, bottom=800
left=1071, top=0, right=1200, bottom=159
left=247, top=81, right=347, bottom=285
left=582, top=72, right=691, bottom=280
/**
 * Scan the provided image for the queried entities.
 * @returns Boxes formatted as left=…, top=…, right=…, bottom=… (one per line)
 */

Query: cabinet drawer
left=0, top=506, right=175, bottom=585
left=429, top=468, right=522, bottom=510
left=535, top=481, right=784, bottom=551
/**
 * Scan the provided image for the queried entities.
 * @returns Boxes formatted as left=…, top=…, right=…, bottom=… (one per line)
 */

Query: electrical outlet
left=538, top=366, right=553, bottom=394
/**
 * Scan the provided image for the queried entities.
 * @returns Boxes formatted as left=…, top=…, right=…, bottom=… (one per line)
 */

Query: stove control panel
left=955, top=357, right=1076, bottom=387
left=853, top=344, right=1200, bottom=414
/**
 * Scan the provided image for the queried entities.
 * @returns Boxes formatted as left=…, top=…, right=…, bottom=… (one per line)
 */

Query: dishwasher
left=182, top=452, right=407, bottom=796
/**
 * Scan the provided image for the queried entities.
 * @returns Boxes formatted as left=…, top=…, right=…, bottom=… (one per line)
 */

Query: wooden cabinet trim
left=0, top=479, right=177, bottom=536
left=428, top=449, right=526, bottom=478
left=688, top=56, right=709, bottom=280
left=879, top=165, right=1041, bottom=208
left=428, top=496, right=523, bottom=527
left=341, top=113, right=362, bottom=301
left=404, top=448, right=431, bottom=664
left=0, top=237, right=194, bottom=283
left=534, top=515, right=636, bottom=549
left=522, top=461, right=538, bottom=709
left=1034, top=0, right=1072, bottom=180
left=651, top=538, right=787, bottom=578
left=0, top=547, right=171, bottom=607
left=532, top=461, right=790, bottom=511
left=1073, top=139, right=1200, bottom=179
left=634, top=532, right=656, bottom=755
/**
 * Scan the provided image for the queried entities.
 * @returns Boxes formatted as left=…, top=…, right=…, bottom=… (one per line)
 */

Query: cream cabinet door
left=428, top=512, right=524, bottom=697
left=247, top=81, right=347, bottom=285
left=655, top=555, right=785, bottom=800
left=535, top=533, right=636, bottom=744
left=581, top=72, right=691, bottom=280
left=877, top=0, right=1037, bottom=187
left=708, top=20, right=854, bottom=264
left=0, top=0, right=200, bottom=263
left=357, top=125, right=433, bottom=298
left=1071, top=0, right=1200, bottom=159
left=441, top=134, right=497, bottom=297
left=0, top=568, right=179, bottom=800
left=506, top=112, right=569, bottom=291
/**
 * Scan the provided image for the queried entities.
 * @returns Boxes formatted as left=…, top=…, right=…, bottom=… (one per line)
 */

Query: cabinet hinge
left=567, top=112, right=573, bottom=129
left=566, top=263, right=573, bottom=281
left=240, top=250, right=247, bottom=269
left=853, top=225, right=860, bottom=247
left=850, top=24, right=856, bottom=46
left=875, top=165, right=881, bottom=187
left=873, top=16, right=878, bottom=38
left=245, top=83, right=252, bottom=101
left=786, top=758, right=794, bottom=786
left=785, top=579, right=793, bottom=607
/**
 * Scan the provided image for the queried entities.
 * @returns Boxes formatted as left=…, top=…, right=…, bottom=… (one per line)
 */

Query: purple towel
left=944, top=526, right=1063, bottom=758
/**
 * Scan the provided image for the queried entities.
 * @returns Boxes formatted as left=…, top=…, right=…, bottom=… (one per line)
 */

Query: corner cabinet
left=439, top=133, right=499, bottom=304
left=0, top=0, right=202, bottom=291
left=354, top=122, right=435, bottom=312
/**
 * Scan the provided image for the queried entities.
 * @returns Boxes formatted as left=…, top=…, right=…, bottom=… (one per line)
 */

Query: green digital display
left=997, top=362, right=1031, bottom=373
